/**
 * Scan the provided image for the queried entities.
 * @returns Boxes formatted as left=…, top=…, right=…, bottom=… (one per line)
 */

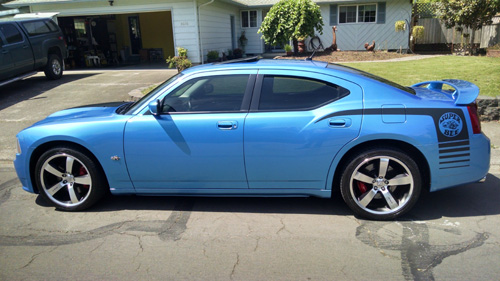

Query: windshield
left=122, top=73, right=183, bottom=114
left=327, top=63, right=416, bottom=95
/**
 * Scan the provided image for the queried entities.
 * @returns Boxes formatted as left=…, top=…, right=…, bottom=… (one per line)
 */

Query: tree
left=258, top=0, right=323, bottom=47
left=432, top=0, right=500, bottom=54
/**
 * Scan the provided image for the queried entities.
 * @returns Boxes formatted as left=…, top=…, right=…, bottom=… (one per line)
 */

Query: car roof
left=182, top=58, right=329, bottom=75
left=0, top=17, right=51, bottom=23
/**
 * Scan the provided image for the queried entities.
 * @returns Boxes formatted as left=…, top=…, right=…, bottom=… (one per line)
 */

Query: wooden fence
left=416, top=16, right=500, bottom=48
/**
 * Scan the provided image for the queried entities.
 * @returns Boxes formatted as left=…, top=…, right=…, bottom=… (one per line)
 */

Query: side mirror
left=148, top=99, right=161, bottom=116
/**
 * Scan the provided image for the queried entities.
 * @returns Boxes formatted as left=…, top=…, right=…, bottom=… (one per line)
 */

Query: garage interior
left=57, top=11, right=175, bottom=69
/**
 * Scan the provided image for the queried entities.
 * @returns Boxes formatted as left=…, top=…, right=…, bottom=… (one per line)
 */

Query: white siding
left=241, top=8, right=263, bottom=54
left=172, top=1, right=200, bottom=62
left=316, top=0, right=411, bottom=51
left=198, top=1, right=241, bottom=61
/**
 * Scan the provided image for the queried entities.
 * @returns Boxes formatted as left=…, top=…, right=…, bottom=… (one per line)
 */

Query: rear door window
left=258, top=75, right=350, bottom=111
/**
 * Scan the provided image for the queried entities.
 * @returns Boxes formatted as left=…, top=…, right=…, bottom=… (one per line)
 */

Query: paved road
left=1, top=69, right=499, bottom=280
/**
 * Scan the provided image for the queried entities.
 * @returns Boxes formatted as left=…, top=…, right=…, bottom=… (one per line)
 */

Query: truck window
left=22, top=20, right=52, bottom=36
left=0, top=24, right=23, bottom=44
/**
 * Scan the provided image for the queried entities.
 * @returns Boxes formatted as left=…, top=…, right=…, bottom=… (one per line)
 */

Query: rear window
left=327, top=63, right=416, bottom=95
left=22, top=20, right=55, bottom=36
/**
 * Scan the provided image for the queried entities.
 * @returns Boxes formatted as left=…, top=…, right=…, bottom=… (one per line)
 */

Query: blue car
left=13, top=58, right=490, bottom=220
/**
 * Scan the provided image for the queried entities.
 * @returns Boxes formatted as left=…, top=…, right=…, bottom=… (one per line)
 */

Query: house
left=3, top=0, right=412, bottom=65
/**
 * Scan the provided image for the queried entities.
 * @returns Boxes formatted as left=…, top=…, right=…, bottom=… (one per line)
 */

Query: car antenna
left=305, top=50, right=316, bottom=61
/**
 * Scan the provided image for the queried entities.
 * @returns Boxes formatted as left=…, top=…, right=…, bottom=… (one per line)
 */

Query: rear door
left=244, top=70, right=363, bottom=190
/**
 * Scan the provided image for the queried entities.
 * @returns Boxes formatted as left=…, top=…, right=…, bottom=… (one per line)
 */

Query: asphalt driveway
left=0, top=68, right=499, bottom=280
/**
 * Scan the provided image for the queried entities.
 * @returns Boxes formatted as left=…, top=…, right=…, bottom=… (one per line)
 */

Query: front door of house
left=128, top=16, right=142, bottom=55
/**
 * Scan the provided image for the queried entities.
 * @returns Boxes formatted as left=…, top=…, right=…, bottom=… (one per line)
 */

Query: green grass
left=341, top=56, right=500, bottom=97
left=141, top=84, right=158, bottom=95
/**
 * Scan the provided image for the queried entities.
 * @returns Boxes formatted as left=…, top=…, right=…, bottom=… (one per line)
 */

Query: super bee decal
left=439, top=112, right=463, bottom=138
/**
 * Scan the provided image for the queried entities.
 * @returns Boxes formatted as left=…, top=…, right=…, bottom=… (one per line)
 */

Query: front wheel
left=44, top=54, right=63, bottom=80
left=340, top=148, right=422, bottom=220
left=35, top=146, right=106, bottom=211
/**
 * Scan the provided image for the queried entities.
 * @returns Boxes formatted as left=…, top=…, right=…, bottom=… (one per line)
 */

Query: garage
left=57, top=11, right=175, bottom=68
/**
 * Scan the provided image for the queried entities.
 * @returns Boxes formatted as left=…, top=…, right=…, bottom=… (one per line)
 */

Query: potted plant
left=284, top=44, right=293, bottom=56
left=165, top=46, right=192, bottom=72
left=207, top=50, right=220, bottom=63
left=296, top=36, right=307, bottom=54
left=487, top=43, right=500, bottom=57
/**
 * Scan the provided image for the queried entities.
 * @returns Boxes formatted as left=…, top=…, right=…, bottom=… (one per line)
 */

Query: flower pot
left=298, top=41, right=306, bottom=53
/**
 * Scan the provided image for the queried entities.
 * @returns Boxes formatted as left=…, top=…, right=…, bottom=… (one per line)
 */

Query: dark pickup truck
left=0, top=17, right=68, bottom=86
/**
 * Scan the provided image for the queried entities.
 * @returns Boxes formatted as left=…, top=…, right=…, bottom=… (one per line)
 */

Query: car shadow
left=405, top=173, right=500, bottom=220
left=33, top=173, right=500, bottom=219
left=0, top=73, right=97, bottom=111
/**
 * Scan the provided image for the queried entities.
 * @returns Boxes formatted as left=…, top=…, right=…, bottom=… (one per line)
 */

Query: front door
left=128, top=16, right=142, bottom=55
left=124, top=71, right=256, bottom=191
left=0, top=23, right=33, bottom=78
left=244, top=70, right=363, bottom=190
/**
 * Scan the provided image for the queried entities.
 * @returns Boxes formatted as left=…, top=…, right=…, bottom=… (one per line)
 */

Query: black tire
left=35, top=146, right=106, bottom=211
left=44, top=54, right=63, bottom=80
left=339, top=147, right=421, bottom=220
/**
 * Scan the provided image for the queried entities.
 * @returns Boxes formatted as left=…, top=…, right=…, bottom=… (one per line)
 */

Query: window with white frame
left=339, top=4, right=377, bottom=24
left=241, top=10, right=257, bottom=28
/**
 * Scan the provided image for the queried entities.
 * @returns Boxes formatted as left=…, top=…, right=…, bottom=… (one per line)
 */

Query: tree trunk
left=469, top=29, right=475, bottom=56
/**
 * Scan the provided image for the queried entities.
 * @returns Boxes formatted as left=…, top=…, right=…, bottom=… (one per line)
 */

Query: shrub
left=166, top=46, right=192, bottom=72
left=233, top=48, right=243, bottom=59
left=207, top=50, right=220, bottom=60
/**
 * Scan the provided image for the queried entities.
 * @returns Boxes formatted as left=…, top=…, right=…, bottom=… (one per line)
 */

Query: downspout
left=197, top=0, right=215, bottom=64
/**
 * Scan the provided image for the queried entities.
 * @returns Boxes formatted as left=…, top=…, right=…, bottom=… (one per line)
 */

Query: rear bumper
left=430, top=133, right=490, bottom=192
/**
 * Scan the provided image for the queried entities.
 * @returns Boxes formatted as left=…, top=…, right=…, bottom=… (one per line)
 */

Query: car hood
left=32, top=102, right=129, bottom=126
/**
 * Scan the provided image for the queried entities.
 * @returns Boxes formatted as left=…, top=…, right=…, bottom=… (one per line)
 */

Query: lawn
left=341, top=56, right=500, bottom=97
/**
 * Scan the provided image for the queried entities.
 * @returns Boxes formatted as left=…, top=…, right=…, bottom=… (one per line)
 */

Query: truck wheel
left=44, top=54, right=63, bottom=80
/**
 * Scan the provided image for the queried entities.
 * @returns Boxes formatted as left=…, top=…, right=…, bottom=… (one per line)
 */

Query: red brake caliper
left=79, top=166, right=90, bottom=189
left=357, top=181, right=368, bottom=193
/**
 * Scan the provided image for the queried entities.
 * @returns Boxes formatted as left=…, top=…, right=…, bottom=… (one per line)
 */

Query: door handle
left=329, top=118, right=352, bottom=128
left=217, top=121, right=238, bottom=130
left=1, top=50, right=7, bottom=54
left=23, top=45, right=29, bottom=49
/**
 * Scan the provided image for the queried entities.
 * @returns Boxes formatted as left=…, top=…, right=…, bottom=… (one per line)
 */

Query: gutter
left=197, top=0, right=215, bottom=64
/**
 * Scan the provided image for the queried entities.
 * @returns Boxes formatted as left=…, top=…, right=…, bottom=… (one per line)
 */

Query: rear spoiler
left=411, top=79, right=479, bottom=105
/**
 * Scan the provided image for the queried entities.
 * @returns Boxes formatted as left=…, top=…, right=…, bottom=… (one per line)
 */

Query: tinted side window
left=22, top=20, right=52, bottom=36
left=259, top=76, right=350, bottom=111
left=162, top=75, right=249, bottom=113
left=0, top=24, right=23, bottom=44
left=46, top=20, right=59, bottom=32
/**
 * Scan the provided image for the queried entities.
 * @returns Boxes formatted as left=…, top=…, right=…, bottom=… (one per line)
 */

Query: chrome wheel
left=340, top=148, right=421, bottom=220
left=350, top=156, right=414, bottom=215
left=39, top=153, right=92, bottom=208
left=51, top=59, right=62, bottom=76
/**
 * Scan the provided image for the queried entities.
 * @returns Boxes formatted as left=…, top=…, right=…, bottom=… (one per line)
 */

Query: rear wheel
left=35, top=146, right=106, bottom=211
left=44, top=54, right=63, bottom=80
left=340, top=148, right=421, bottom=220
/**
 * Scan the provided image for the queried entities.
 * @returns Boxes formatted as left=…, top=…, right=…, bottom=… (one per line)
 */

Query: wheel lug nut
left=385, top=181, right=389, bottom=184
left=381, top=187, right=386, bottom=191
left=372, top=180, right=376, bottom=183
left=63, top=180, right=67, bottom=184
